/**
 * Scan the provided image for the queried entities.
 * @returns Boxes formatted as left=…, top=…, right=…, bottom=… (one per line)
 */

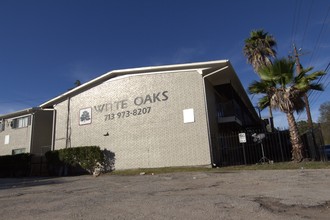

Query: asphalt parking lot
left=1, top=169, right=330, bottom=219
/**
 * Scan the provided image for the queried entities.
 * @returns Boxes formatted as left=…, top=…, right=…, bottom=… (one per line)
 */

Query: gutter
left=51, top=109, right=56, bottom=151
left=0, top=107, right=41, bottom=119
left=65, top=97, right=71, bottom=148
left=30, top=112, right=36, bottom=155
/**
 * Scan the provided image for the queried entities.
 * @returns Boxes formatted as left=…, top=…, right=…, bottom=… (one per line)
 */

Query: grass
left=110, top=161, right=330, bottom=176
left=215, top=161, right=330, bottom=171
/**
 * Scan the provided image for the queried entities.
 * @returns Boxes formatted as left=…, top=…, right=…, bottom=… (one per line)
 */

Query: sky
left=0, top=0, right=329, bottom=129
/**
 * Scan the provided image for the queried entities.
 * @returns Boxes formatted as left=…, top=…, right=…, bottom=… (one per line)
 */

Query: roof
left=40, top=60, right=229, bottom=108
left=0, top=107, right=41, bottom=119
left=39, top=60, right=259, bottom=121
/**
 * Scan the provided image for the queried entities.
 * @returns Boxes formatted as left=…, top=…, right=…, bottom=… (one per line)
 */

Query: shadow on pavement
left=0, top=177, right=72, bottom=190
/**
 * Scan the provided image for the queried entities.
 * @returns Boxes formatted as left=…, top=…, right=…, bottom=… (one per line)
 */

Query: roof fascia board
left=0, top=107, right=40, bottom=119
left=203, top=66, right=229, bottom=79
left=40, top=60, right=229, bottom=108
left=108, top=68, right=207, bottom=83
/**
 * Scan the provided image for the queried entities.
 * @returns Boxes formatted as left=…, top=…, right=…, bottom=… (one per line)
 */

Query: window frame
left=12, top=148, right=26, bottom=155
left=11, top=115, right=32, bottom=129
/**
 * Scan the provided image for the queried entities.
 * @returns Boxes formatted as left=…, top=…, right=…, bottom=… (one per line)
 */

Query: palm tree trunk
left=286, top=112, right=304, bottom=162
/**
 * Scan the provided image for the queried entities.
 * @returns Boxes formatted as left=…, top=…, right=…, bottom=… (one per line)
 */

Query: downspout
left=65, top=97, right=71, bottom=148
left=30, top=113, right=36, bottom=155
left=51, top=109, right=56, bottom=151
left=202, top=66, right=229, bottom=167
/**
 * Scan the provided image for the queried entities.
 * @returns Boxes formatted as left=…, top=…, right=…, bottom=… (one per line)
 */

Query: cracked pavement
left=0, top=169, right=330, bottom=219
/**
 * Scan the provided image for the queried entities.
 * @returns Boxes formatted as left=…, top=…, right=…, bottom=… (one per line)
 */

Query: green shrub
left=45, top=150, right=62, bottom=166
left=0, top=153, right=32, bottom=177
left=73, top=146, right=104, bottom=172
left=45, top=146, right=104, bottom=176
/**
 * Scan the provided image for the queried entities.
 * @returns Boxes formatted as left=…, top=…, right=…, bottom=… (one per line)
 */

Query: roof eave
left=0, top=107, right=41, bottom=119
left=40, top=60, right=229, bottom=108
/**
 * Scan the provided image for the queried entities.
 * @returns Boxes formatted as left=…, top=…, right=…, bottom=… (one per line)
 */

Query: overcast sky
left=0, top=0, right=329, bottom=129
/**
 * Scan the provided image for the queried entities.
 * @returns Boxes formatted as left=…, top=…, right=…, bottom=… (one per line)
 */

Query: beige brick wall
left=0, top=115, right=32, bottom=155
left=54, top=70, right=211, bottom=169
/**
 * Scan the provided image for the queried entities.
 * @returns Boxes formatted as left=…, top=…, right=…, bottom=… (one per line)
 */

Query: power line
left=310, top=70, right=330, bottom=105
left=298, top=62, right=330, bottom=121
left=294, top=3, right=330, bottom=122
left=309, top=80, right=330, bottom=115
left=307, top=62, right=330, bottom=102
left=301, top=0, right=314, bottom=48
left=304, top=6, right=330, bottom=109
left=291, top=0, right=302, bottom=45
left=308, top=6, right=330, bottom=67
left=308, top=62, right=330, bottom=98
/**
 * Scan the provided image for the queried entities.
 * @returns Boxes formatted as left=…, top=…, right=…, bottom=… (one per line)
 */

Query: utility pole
left=293, top=44, right=313, bottom=129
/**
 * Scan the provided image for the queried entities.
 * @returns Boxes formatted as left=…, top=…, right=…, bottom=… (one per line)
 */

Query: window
left=12, top=148, right=26, bottom=155
left=4, top=135, right=9, bottom=145
left=11, top=116, right=31, bottom=129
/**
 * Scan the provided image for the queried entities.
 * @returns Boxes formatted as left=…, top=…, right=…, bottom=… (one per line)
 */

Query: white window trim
left=11, top=115, right=32, bottom=129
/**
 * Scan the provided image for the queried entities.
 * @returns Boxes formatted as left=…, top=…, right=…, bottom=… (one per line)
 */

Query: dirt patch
left=255, top=197, right=330, bottom=219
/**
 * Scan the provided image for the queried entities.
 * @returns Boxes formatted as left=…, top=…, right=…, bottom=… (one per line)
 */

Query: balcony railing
left=217, top=100, right=242, bottom=125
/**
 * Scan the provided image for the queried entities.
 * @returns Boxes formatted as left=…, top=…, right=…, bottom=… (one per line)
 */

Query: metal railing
left=212, top=129, right=293, bottom=166
left=212, top=127, right=326, bottom=167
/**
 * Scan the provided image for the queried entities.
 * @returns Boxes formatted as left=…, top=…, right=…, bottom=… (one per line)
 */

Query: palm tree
left=243, top=29, right=277, bottom=72
left=243, top=29, right=277, bottom=126
left=248, top=58, right=325, bottom=162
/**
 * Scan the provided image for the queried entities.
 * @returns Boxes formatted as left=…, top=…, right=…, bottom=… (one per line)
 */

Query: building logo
left=79, top=108, right=92, bottom=125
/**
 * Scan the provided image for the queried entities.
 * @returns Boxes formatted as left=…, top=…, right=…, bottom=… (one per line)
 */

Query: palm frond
left=257, top=58, right=295, bottom=85
left=257, top=96, right=270, bottom=110
left=294, top=69, right=325, bottom=92
left=309, top=83, right=324, bottom=91
left=250, top=57, right=325, bottom=114
left=304, top=70, right=326, bottom=81
left=295, top=68, right=324, bottom=83
left=273, top=58, right=295, bottom=85
left=248, top=80, right=274, bottom=94
left=257, top=65, right=274, bottom=80
left=292, top=97, right=306, bottom=113
left=296, top=66, right=313, bottom=78
left=243, top=29, right=277, bottom=72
